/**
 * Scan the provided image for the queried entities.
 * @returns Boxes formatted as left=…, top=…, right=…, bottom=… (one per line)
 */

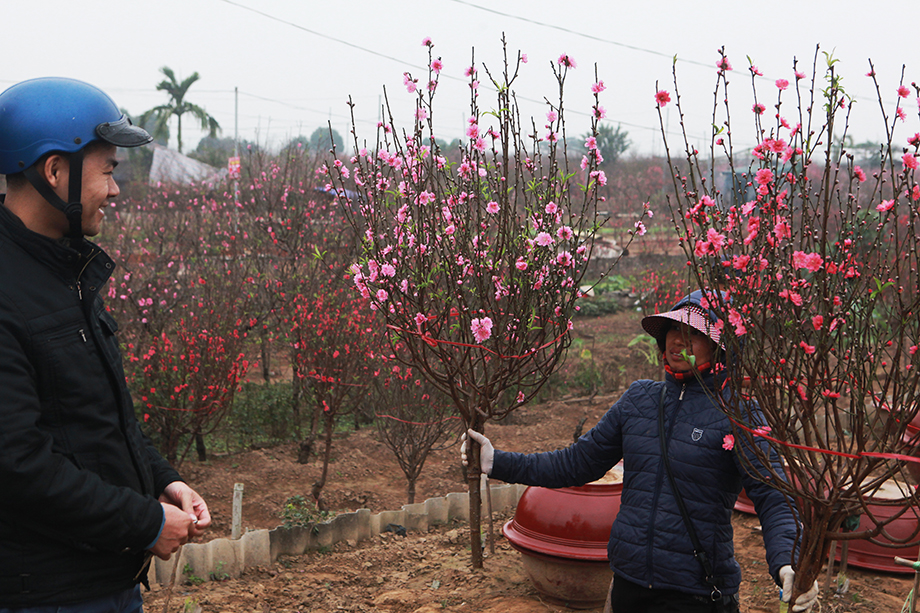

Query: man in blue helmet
left=0, top=78, right=211, bottom=611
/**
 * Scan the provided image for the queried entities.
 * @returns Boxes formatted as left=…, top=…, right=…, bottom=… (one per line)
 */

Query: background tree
left=577, top=122, right=631, bottom=165
left=188, top=135, right=253, bottom=168
left=141, top=66, right=221, bottom=153
left=658, top=49, right=920, bottom=604
left=308, top=126, right=344, bottom=153
left=373, top=365, right=461, bottom=504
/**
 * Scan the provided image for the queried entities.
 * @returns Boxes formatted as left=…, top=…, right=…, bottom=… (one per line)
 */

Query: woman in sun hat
left=462, top=290, right=818, bottom=612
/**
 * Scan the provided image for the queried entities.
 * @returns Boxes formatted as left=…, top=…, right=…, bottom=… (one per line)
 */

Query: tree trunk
left=195, top=433, right=207, bottom=462
left=291, top=366, right=302, bottom=437
left=311, top=413, right=336, bottom=509
left=407, top=477, right=416, bottom=505
left=791, top=502, right=835, bottom=604
left=297, top=436, right=314, bottom=464
left=260, top=327, right=271, bottom=382
left=177, top=113, right=183, bottom=153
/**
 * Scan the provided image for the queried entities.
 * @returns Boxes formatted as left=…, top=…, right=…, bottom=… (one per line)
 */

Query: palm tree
left=141, top=67, right=220, bottom=153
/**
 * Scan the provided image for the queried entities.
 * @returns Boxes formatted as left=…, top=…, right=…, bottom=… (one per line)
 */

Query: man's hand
left=150, top=503, right=193, bottom=560
left=160, top=481, right=212, bottom=539
left=460, top=429, right=494, bottom=476
left=779, top=565, right=819, bottom=612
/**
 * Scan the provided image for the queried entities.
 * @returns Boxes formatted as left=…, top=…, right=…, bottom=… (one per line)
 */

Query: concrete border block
left=152, top=483, right=527, bottom=586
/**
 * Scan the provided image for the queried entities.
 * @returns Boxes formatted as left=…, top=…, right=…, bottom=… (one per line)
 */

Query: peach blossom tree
left=658, top=47, right=920, bottom=602
left=324, top=38, right=648, bottom=568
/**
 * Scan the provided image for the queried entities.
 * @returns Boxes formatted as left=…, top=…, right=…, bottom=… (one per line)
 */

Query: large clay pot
left=900, top=414, right=920, bottom=482
left=835, top=479, right=920, bottom=574
left=503, top=480, right=623, bottom=609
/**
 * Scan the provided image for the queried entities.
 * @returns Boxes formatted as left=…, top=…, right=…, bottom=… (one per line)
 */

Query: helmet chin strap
left=21, top=151, right=85, bottom=248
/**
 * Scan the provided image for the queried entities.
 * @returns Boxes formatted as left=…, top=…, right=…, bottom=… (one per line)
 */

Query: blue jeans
left=0, top=586, right=143, bottom=613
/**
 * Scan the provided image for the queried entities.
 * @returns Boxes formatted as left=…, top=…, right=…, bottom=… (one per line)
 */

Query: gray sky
left=5, top=0, right=919, bottom=158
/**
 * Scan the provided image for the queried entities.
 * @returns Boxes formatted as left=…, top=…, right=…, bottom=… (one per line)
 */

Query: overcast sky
left=4, top=0, right=919, bottom=159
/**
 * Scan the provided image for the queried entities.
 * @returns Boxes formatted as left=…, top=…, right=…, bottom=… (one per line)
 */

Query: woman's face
left=664, top=322, right=714, bottom=372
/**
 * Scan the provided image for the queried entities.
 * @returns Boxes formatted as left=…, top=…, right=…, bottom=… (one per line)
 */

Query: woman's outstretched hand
left=460, top=429, right=494, bottom=476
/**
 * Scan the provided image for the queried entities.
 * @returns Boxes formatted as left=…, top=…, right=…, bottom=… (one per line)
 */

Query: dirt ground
left=145, top=311, right=917, bottom=613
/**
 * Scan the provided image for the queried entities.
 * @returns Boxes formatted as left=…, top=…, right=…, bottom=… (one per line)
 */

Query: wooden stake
left=894, top=556, right=920, bottom=613
left=483, top=474, right=495, bottom=555
left=824, top=541, right=836, bottom=593
left=231, top=483, right=244, bottom=540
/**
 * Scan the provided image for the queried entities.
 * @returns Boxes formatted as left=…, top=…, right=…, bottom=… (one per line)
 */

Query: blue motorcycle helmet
left=0, top=77, right=152, bottom=244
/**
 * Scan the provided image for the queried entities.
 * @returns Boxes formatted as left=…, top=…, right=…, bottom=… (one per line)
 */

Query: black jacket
left=0, top=199, right=179, bottom=606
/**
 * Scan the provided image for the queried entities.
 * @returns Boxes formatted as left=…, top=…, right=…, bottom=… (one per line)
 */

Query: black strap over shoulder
left=657, top=383, right=724, bottom=601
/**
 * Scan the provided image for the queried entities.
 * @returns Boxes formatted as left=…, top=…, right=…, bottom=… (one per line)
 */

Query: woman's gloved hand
left=778, top=565, right=819, bottom=612
left=460, top=429, right=494, bottom=476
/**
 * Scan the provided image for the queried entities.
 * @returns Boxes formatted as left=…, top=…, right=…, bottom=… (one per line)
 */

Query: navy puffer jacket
left=491, top=373, right=798, bottom=597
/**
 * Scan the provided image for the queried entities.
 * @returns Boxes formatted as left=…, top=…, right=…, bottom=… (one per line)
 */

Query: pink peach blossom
left=755, top=168, right=774, bottom=186
left=471, top=317, right=493, bottom=343
left=557, top=54, right=576, bottom=68
left=655, top=90, right=671, bottom=107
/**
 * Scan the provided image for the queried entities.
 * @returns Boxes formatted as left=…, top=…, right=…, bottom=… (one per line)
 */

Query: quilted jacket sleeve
left=733, top=401, right=800, bottom=584
left=490, top=382, right=634, bottom=487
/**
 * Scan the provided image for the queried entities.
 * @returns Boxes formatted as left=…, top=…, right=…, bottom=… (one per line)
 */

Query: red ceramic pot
left=734, top=488, right=756, bottom=515
left=503, top=482, right=623, bottom=608
left=835, top=479, right=920, bottom=574
left=901, top=417, right=920, bottom=482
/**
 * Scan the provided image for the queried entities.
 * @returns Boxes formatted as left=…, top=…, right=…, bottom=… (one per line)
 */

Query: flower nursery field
left=146, top=311, right=916, bottom=613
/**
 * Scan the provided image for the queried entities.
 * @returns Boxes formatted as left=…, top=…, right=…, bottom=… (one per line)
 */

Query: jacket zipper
left=76, top=250, right=154, bottom=496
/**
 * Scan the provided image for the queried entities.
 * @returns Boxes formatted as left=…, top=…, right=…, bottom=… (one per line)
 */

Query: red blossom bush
left=284, top=285, right=381, bottom=507
left=106, top=180, right=255, bottom=464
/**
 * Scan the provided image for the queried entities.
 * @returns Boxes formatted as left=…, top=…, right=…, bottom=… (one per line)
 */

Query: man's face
left=77, top=143, right=120, bottom=237
left=664, top=322, right=714, bottom=372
